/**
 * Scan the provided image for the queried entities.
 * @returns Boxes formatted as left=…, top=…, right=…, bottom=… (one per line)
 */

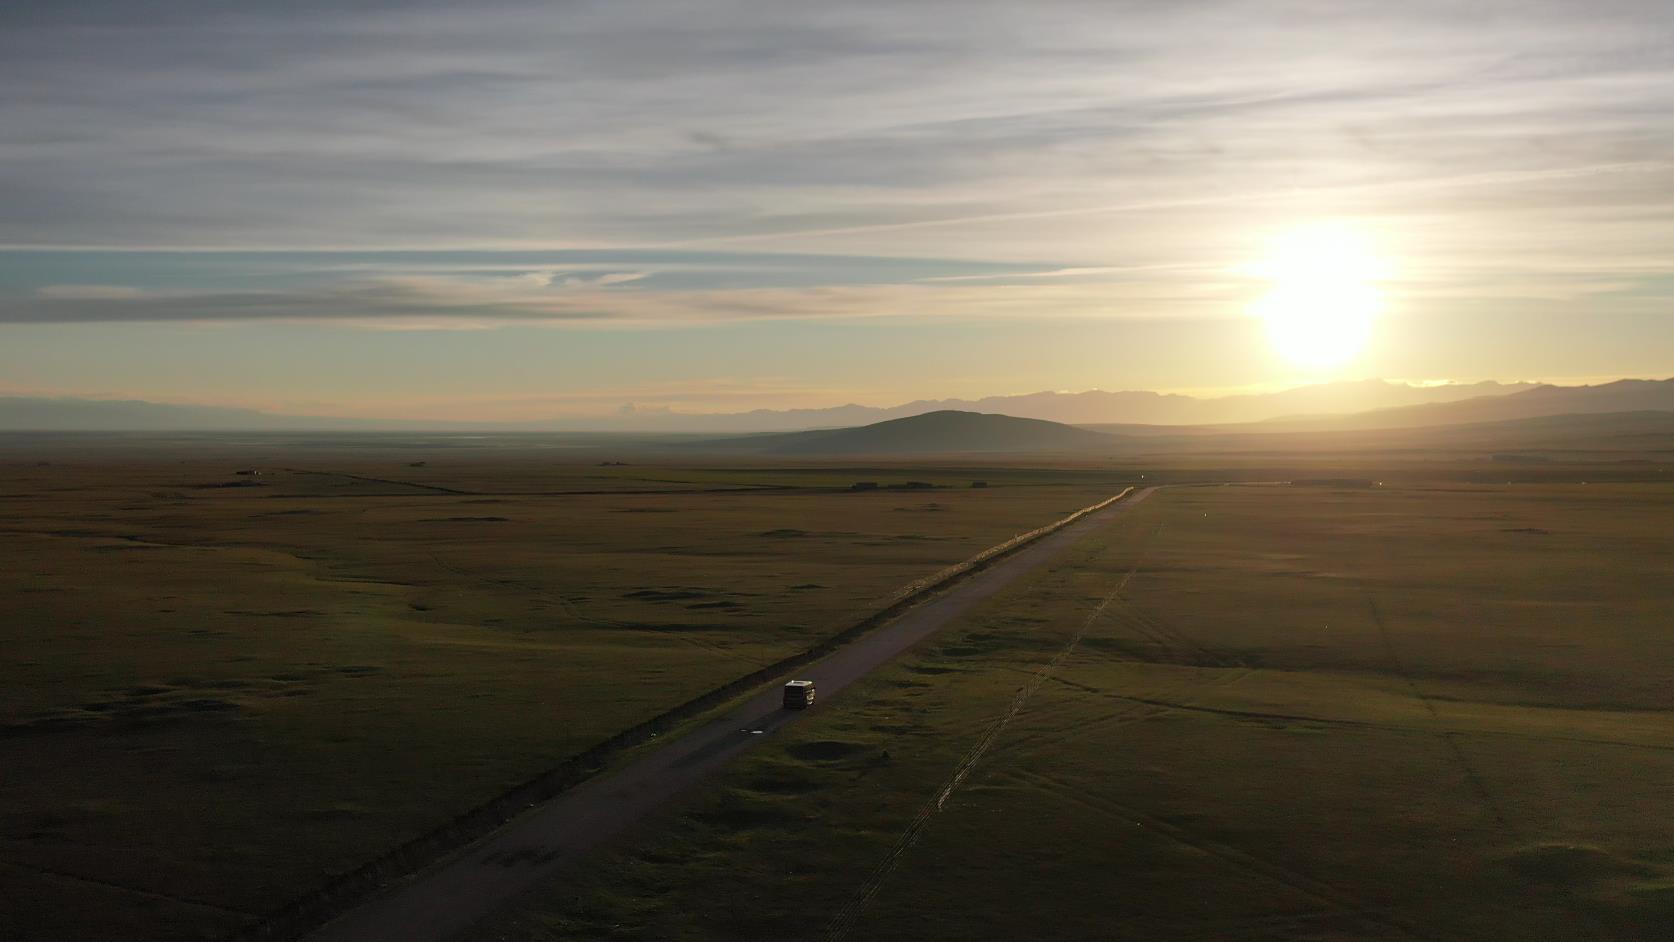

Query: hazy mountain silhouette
left=696, top=405, right=1674, bottom=459
left=707, top=410, right=1114, bottom=455
left=0, top=397, right=378, bottom=431
left=1076, top=410, right=1674, bottom=456
left=1254, top=379, right=1674, bottom=431
left=4, top=378, right=1661, bottom=433
left=599, top=379, right=1538, bottom=431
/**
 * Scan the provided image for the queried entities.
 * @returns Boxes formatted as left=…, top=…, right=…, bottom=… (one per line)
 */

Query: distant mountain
left=0, top=397, right=291, bottom=430
left=3, top=378, right=1644, bottom=433
left=706, top=410, right=1114, bottom=455
left=1088, top=410, right=1674, bottom=457
left=1259, top=379, right=1674, bottom=431
left=1356, top=410, right=1674, bottom=451
left=0, top=397, right=444, bottom=431
left=596, top=380, right=1538, bottom=432
left=696, top=403, right=1674, bottom=460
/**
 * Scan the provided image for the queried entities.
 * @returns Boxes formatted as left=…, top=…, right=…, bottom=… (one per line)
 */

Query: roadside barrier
left=234, top=485, right=1135, bottom=941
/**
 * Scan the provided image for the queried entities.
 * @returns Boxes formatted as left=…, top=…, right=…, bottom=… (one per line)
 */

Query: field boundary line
left=232, top=487, right=1139, bottom=942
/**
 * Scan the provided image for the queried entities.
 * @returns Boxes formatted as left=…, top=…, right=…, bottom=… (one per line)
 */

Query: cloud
left=1, top=0, right=1671, bottom=265
left=0, top=0, right=1670, bottom=343
left=0, top=266, right=1243, bottom=327
left=35, top=284, right=145, bottom=300
left=921, top=264, right=1214, bottom=283
left=562, top=271, right=652, bottom=288
left=0, top=238, right=1658, bottom=327
left=512, top=269, right=650, bottom=288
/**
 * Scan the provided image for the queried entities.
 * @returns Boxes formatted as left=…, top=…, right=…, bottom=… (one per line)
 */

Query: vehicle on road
left=782, top=680, right=816, bottom=709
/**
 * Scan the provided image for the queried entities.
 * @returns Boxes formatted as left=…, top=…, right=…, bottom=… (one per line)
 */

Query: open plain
left=0, top=437, right=1126, bottom=940
left=2, top=434, right=1671, bottom=941
left=473, top=478, right=1674, bottom=942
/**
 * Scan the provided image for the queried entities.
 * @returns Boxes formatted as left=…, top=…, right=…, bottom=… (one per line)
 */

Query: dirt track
left=304, top=487, right=1156, bottom=942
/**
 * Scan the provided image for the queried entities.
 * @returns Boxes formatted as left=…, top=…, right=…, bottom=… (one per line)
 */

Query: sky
left=2, top=0, right=1671, bottom=420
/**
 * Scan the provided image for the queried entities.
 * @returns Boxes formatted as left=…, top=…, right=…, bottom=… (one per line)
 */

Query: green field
left=474, top=481, right=1674, bottom=941
left=0, top=447, right=1127, bottom=940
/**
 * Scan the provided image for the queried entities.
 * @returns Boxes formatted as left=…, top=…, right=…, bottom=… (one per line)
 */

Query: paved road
left=306, top=487, right=1157, bottom=942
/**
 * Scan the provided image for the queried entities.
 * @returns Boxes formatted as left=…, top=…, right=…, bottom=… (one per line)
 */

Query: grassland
left=474, top=480, right=1674, bottom=941
left=0, top=443, right=1130, bottom=941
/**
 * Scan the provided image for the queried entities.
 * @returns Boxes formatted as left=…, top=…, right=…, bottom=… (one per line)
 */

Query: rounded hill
left=716, top=410, right=1116, bottom=455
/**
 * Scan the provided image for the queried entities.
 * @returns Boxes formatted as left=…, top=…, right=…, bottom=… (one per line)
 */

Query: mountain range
left=1, top=378, right=1669, bottom=434
left=604, top=379, right=1540, bottom=432
left=0, top=397, right=425, bottom=432
left=1246, top=379, right=1674, bottom=432
left=0, top=379, right=1554, bottom=432
left=6, top=379, right=1674, bottom=463
left=704, top=400, right=1674, bottom=459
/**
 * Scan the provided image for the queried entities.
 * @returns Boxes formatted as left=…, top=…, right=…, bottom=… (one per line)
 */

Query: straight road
left=306, top=486, right=1157, bottom=942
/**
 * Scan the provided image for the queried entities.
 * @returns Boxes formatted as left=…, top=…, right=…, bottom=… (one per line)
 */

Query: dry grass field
left=475, top=480, right=1674, bottom=941
left=0, top=442, right=1127, bottom=941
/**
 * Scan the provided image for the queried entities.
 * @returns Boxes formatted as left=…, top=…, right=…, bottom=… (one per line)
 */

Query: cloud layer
left=0, top=0, right=1670, bottom=394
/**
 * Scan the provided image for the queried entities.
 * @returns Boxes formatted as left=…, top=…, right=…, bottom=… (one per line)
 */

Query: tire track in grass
left=994, top=554, right=1260, bottom=758
left=822, top=532, right=1156, bottom=941
left=996, top=664, right=1257, bottom=759
left=1115, top=602, right=1246, bottom=669
left=1000, top=767, right=1450, bottom=942
left=1101, top=606, right=1199, bottom=666
left=0, top=859, right=257, bottom=920
left=1012, top=678, right=1674, bottom=758
left=1365, top=594, right=1515, bottom=835
left=821, top=512, right=1441, bottom=942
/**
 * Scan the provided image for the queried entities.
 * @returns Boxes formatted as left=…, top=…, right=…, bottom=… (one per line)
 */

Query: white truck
left=782, top=679, right=816, bottom=709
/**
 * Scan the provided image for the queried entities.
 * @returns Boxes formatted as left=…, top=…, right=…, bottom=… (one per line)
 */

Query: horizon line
left=2, top=375, right=1665, bottom=426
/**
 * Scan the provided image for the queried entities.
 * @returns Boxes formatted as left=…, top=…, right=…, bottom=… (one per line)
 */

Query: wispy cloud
left=35, top=284, right=146, bottom=300
left=0, top=273, right=1239, bottom=327
left=921, top=265, right=1215, bottom=283
left=12, top=267, right=1644, bottom=329
left=3, top=0, right=1671, bottom=263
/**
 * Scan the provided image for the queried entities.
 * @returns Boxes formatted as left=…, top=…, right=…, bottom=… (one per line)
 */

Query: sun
left=1247, top=223, right=1387, bottom=369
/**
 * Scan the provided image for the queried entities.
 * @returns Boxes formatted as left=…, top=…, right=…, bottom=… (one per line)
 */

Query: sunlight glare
left=1247, top=224, right=1388, bottom=369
